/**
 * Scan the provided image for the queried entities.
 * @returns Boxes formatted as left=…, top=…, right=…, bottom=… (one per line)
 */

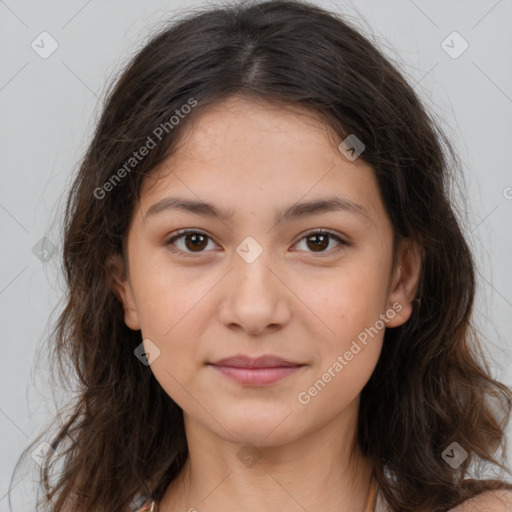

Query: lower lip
left=209, top=364, right=303, bottom=385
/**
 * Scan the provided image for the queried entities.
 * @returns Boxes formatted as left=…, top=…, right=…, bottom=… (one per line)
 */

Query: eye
left=292, top=230, right=349, bottom=256
left=165, top=228, right=349, bottom=258
left=165, top=229, right=220, bottom=257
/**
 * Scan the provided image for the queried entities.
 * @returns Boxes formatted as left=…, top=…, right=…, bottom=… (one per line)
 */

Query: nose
left=217, top=248, right=291, bottom=336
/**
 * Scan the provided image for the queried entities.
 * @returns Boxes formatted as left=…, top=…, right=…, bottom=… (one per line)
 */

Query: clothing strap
left=137, top=501, right=156, bottom=512
left=363, top=476, right=380, bottom=512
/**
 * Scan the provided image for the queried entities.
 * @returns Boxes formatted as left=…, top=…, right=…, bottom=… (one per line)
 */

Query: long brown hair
left=10, top=1, right=512, bottom=511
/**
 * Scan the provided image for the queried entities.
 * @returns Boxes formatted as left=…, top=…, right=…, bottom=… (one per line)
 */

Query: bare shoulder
left=450, top=490, right=512, bottom=511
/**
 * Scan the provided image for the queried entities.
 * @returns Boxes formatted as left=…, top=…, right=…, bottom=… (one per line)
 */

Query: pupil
left=186, top=234, right=207, bottom=251
left=308, top=234, right=328, bottom=252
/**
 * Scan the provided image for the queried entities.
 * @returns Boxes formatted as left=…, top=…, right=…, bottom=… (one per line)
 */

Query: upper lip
left=210, top=354, right=303, bottom=368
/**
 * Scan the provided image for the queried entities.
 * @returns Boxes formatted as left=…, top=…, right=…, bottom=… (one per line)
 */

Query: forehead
left=137, top=95, right=384, bottom=226
left=164, top=95, right=339, bottom=166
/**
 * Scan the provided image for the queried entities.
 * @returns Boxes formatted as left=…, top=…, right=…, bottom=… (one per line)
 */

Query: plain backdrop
left=1, top=0, right=511, bottom=509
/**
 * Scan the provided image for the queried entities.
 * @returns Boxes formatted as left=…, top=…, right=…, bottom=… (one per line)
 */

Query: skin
left=110, top=94, right=423, bottom=512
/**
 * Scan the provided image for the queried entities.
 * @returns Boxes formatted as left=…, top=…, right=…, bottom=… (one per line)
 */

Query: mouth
left=207, top=354, right=305, bottom=386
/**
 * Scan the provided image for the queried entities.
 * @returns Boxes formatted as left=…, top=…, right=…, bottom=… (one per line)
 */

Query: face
left=111, top=94, right=421, bottom=447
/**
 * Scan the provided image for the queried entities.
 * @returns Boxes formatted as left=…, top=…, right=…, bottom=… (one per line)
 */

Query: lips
left=210, top=354, right=302, bottom=369
left=208, top=354, right=305, bottom=386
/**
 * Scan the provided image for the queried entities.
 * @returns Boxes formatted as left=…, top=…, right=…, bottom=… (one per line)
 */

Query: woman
left=12, top=1, right=512, bottom=511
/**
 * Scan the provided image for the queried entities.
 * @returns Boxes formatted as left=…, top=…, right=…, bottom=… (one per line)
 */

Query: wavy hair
left=10, top=1, right=512, bottom=511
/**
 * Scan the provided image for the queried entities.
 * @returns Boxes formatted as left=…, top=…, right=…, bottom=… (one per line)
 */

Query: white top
left=374, top=487, right=389, bottom=511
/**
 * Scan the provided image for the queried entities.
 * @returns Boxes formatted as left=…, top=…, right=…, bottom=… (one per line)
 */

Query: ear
left=385, top=238, right=423, bottom=328
left=105, top=252, right=141, bottom=331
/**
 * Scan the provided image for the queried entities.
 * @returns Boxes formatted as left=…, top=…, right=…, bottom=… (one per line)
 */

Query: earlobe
left=105, top=253, right=142, bottom=331
left=385, top=239, right=423, bottom=328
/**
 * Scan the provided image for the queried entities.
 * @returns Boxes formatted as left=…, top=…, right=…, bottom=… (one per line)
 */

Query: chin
left=216, top=408, right=304, bottom=447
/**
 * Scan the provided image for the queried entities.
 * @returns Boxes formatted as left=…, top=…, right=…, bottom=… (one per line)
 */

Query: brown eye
left=165, top=230, right=218, bottom=256
left=183, top=233, right=208, bottom=252
left=305, top=233, right=329, bottom=252
left=294, top=230, right=347, bottom=255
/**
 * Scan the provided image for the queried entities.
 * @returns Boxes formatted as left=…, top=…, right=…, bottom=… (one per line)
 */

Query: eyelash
left=164, top=228, right=350, bottom=258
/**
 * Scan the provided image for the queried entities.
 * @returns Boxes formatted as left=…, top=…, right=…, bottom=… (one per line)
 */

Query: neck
left=157, top=398, right=375, bottom=512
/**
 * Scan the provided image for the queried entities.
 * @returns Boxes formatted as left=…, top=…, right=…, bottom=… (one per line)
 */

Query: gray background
left=1, top=0, right=511, bottom=509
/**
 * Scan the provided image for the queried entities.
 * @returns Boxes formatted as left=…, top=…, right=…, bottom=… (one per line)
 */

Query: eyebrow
left=144, top=195, right=372, bottom=225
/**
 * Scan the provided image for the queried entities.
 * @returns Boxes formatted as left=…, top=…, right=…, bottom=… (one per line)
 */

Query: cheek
left=305, top=255, right=392, bottom=335
left=294, top=338, right=382, bottom=432
left=296, top=313, right=385, bottom=419
left=131, top=248, right=216, bottom=338
left=137, top=297, right=208, bottom=412
left=297, top=256, right=389, bottom=394
left=128, top=257, right=209, bottom=391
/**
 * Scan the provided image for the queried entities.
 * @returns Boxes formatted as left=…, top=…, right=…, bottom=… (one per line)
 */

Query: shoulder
left=449, top=490, right=512, bottom=511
